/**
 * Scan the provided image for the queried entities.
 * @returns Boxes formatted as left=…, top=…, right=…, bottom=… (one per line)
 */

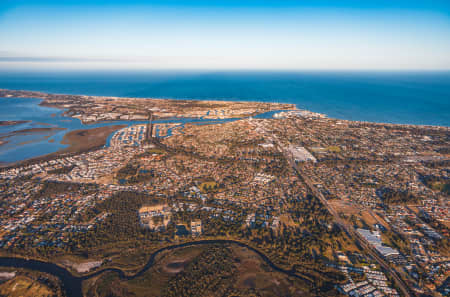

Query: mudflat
left=60, top=125, right=127, bottom=153
left=0, top=120, right=30, bottom=126
left=0, top=127, right=67, bottom=146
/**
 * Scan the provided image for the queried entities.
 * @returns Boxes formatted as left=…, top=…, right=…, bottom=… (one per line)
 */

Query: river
left=0, top=239, right=311, bottom=297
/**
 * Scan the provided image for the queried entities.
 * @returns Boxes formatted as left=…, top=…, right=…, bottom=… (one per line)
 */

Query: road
left=252, top=119, right=413, bottom=297
left=291, top=160, right=412, bottom=297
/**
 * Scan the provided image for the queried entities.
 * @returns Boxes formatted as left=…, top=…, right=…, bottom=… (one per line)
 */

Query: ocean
left=0, top=71, right=449, bottom=163
left=0, top=71, right=449, bottom=126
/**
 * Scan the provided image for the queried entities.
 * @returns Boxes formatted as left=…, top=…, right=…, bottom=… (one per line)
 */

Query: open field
left=0, top=275, right=54, bottom=297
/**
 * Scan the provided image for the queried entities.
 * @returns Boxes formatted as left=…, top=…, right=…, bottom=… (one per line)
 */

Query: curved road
left=0, top=239, right=312, bottom=297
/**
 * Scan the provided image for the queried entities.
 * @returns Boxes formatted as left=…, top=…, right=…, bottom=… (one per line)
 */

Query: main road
left=290, top=160, right=412, bottom=297
left=253, top=118, right=413, bottom=297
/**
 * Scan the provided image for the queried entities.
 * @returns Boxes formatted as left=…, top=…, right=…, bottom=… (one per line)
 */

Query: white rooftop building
left=288, top=146, right=317, bottom=163
left=357, top=228, right=400, bottom=257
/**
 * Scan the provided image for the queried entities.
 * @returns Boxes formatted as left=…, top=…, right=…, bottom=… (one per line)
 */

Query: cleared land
left=0, top=275, right=54, bottom=297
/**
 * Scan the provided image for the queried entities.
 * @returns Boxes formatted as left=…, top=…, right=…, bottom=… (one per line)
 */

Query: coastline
left=0, top=125, right=126, bottom=168
left=60, top=125, right=127, bottom=153
left=1, top=88, right=449, bottom=128
left=0, top=88, right=449, bottom=166
left=0, top=88, right=297, bottom=124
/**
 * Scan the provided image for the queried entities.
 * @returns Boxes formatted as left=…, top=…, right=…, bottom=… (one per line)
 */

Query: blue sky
left=1, top=0, right=449, bottom=70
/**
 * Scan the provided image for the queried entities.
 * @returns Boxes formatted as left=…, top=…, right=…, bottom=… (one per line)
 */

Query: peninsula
left=0, top=89, right=297, bottom=124
left=0, top=90, right=448, bottom=297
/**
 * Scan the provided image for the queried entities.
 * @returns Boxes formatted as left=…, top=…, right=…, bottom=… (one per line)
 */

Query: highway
left=290, top=159, right=412, bottom=297
left=253, top=119, right=413, bottom=297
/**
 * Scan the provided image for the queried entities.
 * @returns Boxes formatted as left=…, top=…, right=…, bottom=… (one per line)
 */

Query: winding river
left=0, top=239, right=311, bottom=297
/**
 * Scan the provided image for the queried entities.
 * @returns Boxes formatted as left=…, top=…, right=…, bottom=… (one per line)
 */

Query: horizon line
left=1, top=68, right=450, bottom=73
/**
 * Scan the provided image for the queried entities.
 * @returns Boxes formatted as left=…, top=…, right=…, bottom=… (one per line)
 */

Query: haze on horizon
left=1, top=0, right=450, bottom=71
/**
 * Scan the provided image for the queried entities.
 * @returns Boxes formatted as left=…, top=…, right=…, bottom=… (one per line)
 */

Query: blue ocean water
left=0, top=71, right=449, bottom=126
